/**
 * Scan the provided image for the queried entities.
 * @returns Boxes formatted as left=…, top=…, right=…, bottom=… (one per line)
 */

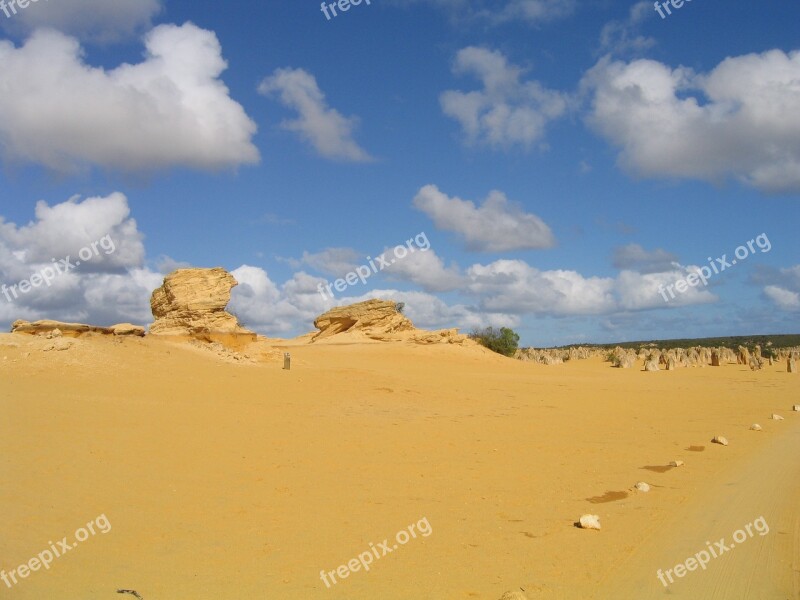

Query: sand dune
left=1, top=329, right=798, bottom=599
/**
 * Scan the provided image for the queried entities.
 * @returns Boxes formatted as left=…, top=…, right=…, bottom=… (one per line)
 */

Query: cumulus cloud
left=0, top=193, right=159, bottom=326
left=467, top=259, right=617, bottom=315
left=764, top=285, right=800, bottom=311
left=758, top=265, right=800, bottom=311
left=612, top=243, right=679, bottom=274
left=0, top=0, right=163, bottom=43
left=583, top=49, right=800, bottom=192
left=0, top=24, right=259, bottom=173
left=413, top=184, right=555, bottom=252
left=464, top=259, right=715, bottom=315
left=259, top=68, right=373, bottom=162
left=381, top=247, right=464, bottom=292
left=440, top=47, right=568, bottom=148
left=0, top=194, right=145, bottom=270
left=339, top=288, right=520, bottom=331
left=229, top=267, right=339, bottom=335
left=615, top=268, right=716, bottom=310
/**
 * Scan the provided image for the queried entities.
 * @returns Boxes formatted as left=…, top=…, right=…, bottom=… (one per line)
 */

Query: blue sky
left=0, top=0, right=798, bottom=346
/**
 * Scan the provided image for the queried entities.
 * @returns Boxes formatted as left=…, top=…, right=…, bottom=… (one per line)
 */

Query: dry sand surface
left=1, top=333, right=798, bottom=599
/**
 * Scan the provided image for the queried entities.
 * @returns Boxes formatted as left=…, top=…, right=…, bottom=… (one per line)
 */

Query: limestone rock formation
left=313, top=300, right=414, bottom=341
left=615, top=355, right=634, bottom=368
left=711, top=350, right=721, bottom=367
left=149, top=268, right=255, bottom=346
left=409, top=328, right=474, bottom=346
left=788, top=357, right=797, bottom=373
left=712, top=435, right=729, bottom=446
left=311, top=299, right=472, bottom=346
left=516, top=348, right=565, bottom=365
left=644, top=360, right=659, bottom=372
left=11, top=319, right=144, bottom=337
left=737, top=346, right=750, bottom=365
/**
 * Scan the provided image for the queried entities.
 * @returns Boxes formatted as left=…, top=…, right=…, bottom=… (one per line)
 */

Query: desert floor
left=1, top=334, right=798, bottom=599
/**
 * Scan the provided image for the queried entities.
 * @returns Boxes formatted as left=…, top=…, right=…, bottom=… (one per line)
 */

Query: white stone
left=635, top=482, right=651, bottom=493
left=579, top=514, right=601, bottom=530
left=669, top=460, right=684, bottom=467
left=712, top=436, right=729, bottom=446
left=771, top=414, right=785, bottom=421
left=750, top=424, right=762, bottom=431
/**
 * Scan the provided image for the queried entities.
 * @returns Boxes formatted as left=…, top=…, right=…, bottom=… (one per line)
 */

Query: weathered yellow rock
left=312, top=299, right=413, bottom=341
left=149, top=268, right=254, bottom=344
left=11, top=319, right=144, bottom=337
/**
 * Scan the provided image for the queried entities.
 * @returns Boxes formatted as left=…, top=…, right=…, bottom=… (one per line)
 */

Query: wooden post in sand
left=284, top=352, right=291, bottom=370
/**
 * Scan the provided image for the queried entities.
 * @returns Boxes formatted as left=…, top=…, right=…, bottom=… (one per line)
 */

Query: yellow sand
left=1, top=333, right=798, bottom=599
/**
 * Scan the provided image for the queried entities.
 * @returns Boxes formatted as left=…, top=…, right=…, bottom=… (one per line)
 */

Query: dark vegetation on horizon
left=534, top=334, right=800, bottom=351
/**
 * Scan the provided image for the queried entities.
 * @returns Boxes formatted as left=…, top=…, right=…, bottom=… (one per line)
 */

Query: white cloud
left=0, top=193, right=158, bottom=326
left=464, top=259, right=716, bottom=315
left=413, top=184, right=555, bottom=252
left=259, top=68, right=373, bottom=162
left=0, top=193, right=145, bottom=276
left=615, top=268, right=716, bottom=310
left=0, top=0, right=163, bottom=43
left=0, top=24, right=259, bottom=173
left=229, top=267, right=333, bottom=335
left=760, top=266, right=800, bottom=311
left=612, top=243, right=679, bottom=274
left=467, top=259, right=617, bottom=315
left=584, top=49, right=800, bottom=192
left=339, top=288, right=520, bottom=331
left=440, top=47, right=568, bottom=148
left=764, top=285, right=800, bottom=311
left=381, top=248, right=464, bottom=292
left=82, top=268, right=164, bottom=324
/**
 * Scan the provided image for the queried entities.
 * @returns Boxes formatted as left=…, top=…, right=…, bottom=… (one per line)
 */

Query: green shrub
left=469, top=326, right=520, bottom=357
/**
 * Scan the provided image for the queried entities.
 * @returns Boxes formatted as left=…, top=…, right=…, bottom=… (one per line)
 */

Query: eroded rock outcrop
left=312, top=299, right=472, bottom=345
left=11, top=320, right=144, bottom=337
left=149, top=268, right=255, bottom=346
left=313, top=300, right=414, bottom=341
